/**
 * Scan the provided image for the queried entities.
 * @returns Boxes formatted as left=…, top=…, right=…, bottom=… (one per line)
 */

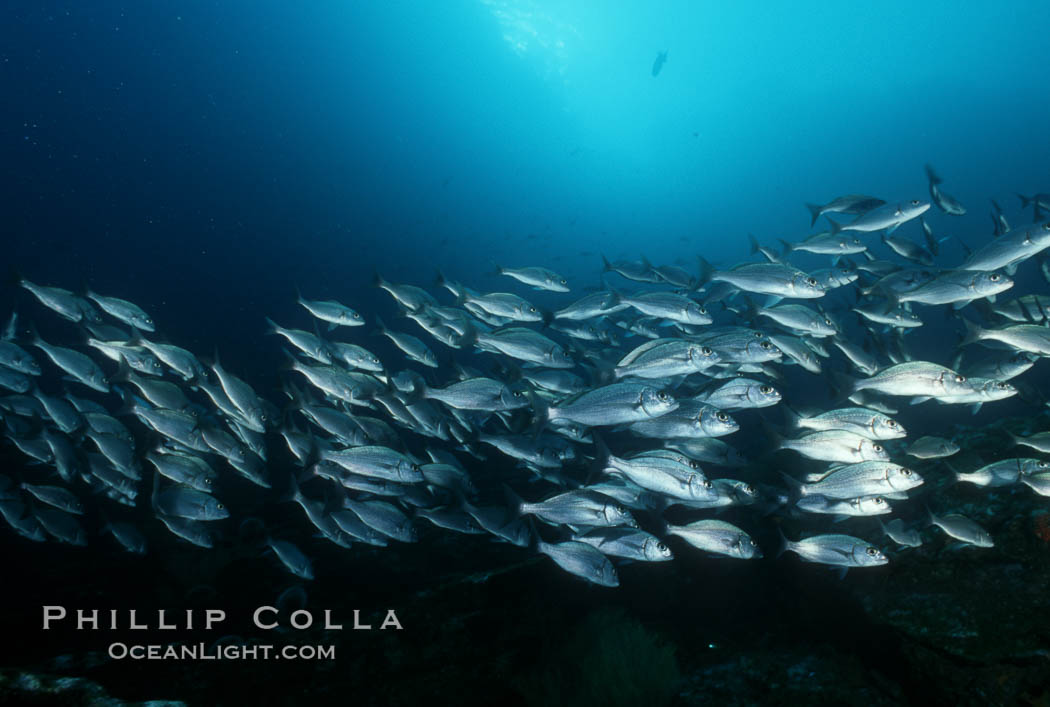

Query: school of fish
left=2, top=171, right=1050, bottom=587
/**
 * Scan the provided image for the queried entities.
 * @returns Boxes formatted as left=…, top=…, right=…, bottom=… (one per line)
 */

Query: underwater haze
left=7, top=1, right=1050, bottom=334
left=4, top=1, right=1050, bottom=705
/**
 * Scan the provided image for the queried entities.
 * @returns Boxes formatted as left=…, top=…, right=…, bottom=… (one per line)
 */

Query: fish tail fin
left=600, top=254, right=613, bottom=272
left=777, top=238, right=794, bottom=256
left=591, top=429, right=612, bottom=468
left=805, top=203, right=822, bottom=227
left=775, top=525, right=791, bottom=559
left=372, top=270, right=386, bottom=289
left=585, top=430, right=613, bottom=485
left=150, top=469, right=161, bottom=513
left=922, top=503, right=937, bottom=527
left=1017, top=193, right=1032, bottom=209
left=924, top=163, right=942, bottom=185
left=374, top=315, right=388, bottom=337
left=959, top=317, right=984, bottom=346
left=696, top=256, right=715, bottom=286
left=281, top=380, right=309, bottom=409
left=1, top=310, right=17, bottom=341
left=761, top=419, right=786, bottom=451
left=114, top=391, right=151, bottom=418
left=279, top=348, right=302, bottom=373
left=26, top=319, right=42, bottom=347
left=125, top=325, right=146, bottom=349
left=277, top=471, right=302, bottom=505
left=526, top=516, right=542, bottom=553
left=781, top=404, right=803, bottom=430
left=524, top=390, right=550, bottom=437
left=777, top=470, right=803, bottom=499
left=264, top=317, right=280, bottom=335
left=502, top=483, right=526, bottom=517
left=651, top=515, right=671, bottom=537
left=747, top=233, right=761, bottom=255
left=830, top=370, right=860, bottom=401
left=740, top=295, right=760, bottom=323
left=826, top=216, right=843, bottom=234
left=111, top=357, right=133, bottom=385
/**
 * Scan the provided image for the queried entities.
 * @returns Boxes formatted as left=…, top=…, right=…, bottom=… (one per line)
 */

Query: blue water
left=6, top=1, right=1049, bottom=351
left=4, top=3, right=1050, bottom=702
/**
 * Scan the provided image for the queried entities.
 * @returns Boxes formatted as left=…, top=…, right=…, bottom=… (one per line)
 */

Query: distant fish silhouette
left=651, top=50, right=667, bottom=77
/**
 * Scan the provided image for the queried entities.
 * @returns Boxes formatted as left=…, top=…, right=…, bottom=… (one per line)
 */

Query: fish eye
left=989, top=273, right=1000, bottom=281
left=760, top=341, right=771, bottom=349
left=900, top=468, right=912, bottom=476
left=657, top=542, right=667, bottom=552
left=806, top=278, right=818, bottom=286
left=866, top=547, right=878, bottom=556
left=217, top=504, right=224, bottom=510
left=701, top=346, right=713, bottom=355
left=560, top=279, right=567, bottom=285
left=824, top=318, right=833, bottom=325
left=749, top=539, right=757, bottom=546
left=760, top=386, right=772, bottom=394
left=911, top=200, right=920, bottom=206
left=716, top=412, right=729, bottom=422
left=874, top=497, right=884, bottom=505
left=703, top=480, right=713, bottom=489
left=690, top=460, right=701, bottom=469
left=752, top=331, right=763, bottom=338
left=205, top=478, right=212, bottom=485
left=1039, top=461, right=1050, bottom=468
left=886, top=419, right=898, bottom=427
left=658, top=392, right=669, bottom=401
left=529, top=307, right=537, bottom=313
left=873, top=444, right=883, bottom=453
left=353, top=312, right=361, bottom=319
left=698, top=306, right=707, bottom=314
left=955, top=375, right=966, bottom=382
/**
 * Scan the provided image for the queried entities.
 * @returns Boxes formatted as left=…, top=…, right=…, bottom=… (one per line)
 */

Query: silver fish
left=297, top=292, right=364, bottom=328
left=828, top=199, right=930, bottom=234
left=906, top=436, right=960, bottom=459
left=535, top=538, right=619, bottom=587
left=85, top=289, right=155, bottom=331
left=667, top=520, right=761, bottom=559
left=779, top=532, right=887, bottom=569
left=548, top=382, right=677, bottom=427
left=805, top=194, right=886, bottom=226
left=496, top=265, right=569, bottom=292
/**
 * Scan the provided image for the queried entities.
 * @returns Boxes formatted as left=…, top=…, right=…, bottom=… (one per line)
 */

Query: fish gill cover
left=2, top=1, right=1050, bottom=705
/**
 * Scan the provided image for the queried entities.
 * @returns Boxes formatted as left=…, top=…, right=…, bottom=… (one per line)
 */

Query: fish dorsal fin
left=616, top=338, right=678, bottom=367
